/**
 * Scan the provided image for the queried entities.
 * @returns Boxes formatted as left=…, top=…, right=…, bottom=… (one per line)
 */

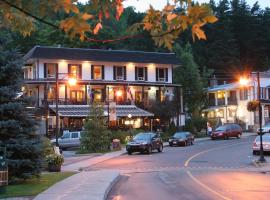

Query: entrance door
left=70, top=90, right=84, bottom=104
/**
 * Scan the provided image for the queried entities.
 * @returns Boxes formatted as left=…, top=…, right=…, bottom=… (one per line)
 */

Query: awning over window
left=49, top=105, right=154, bottom=117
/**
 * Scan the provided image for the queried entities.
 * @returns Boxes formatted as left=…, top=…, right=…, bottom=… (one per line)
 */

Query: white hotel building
left=23, top=46, right=184, bottom=135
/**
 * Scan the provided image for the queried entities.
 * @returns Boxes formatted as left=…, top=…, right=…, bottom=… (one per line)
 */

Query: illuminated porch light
left=68, top=77, right=77, bottom=86
left=239, top=77, right=249, bottom=86
left=116, top=90, right=123, bottom=97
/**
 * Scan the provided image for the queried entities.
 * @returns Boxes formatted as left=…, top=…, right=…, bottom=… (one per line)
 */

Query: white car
left=51, top=131, right=83, bottom=150
left=257, top=124, right=270, bottom=135
left=252, top=134, right=270, bottom=155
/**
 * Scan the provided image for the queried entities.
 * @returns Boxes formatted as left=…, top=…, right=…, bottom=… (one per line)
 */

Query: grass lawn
left=0, top=172, right=75, bottom=199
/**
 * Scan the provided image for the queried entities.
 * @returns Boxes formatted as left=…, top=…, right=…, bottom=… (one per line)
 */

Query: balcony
left=208, top=99, right=216, bottom=106
left=42, top=98, right=87, bottom=106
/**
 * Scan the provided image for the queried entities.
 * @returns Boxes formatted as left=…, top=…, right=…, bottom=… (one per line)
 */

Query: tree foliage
left=80, top=103, right=111, bottom=153
left=0, top=0, right=217, bottom=49
left=174, top=43, right=210, bottom=117
left=0, top=32, right=42, bottom=181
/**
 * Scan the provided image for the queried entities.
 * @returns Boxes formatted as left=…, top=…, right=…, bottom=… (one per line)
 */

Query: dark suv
left=211, top=124, right=242, bottom=140
left=126, top=132, right=163, bottom=155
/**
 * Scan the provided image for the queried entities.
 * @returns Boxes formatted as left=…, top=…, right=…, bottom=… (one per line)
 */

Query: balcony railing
left=217, top=98, right=225, bottom=106
left=42, top=98, right=87, bottom=105
left=228, top=98, right=237, bottom=105
left=208, top=99, right=216, bottom=106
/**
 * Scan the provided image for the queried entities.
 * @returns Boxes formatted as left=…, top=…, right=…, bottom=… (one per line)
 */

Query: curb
left=103, top=173, right=121, bottom=200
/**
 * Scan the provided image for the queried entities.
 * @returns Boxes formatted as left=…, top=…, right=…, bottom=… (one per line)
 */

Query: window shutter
left=44, top=63, right=47, bottom=78
left=144, top=67, right=148, bottom=81
left=165, top=68, right=168, bottom=82
left=91, top=65, right=94, bottom=79
left=68, top=64, right=71, bottom=75
left=79, top=64, right=82, bottom=79
left=102, top=65, right=104, bottom=80
left=156, top=68, right=158, bottom=81
left=135, top=67, right=138, bottom=80
left=124, top=66, right=127, bottom=80
left=113, top=66, right=116, bottom=80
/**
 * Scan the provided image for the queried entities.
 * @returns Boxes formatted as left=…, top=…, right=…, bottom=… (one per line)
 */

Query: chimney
left=210, top=75, right=218, bottom=87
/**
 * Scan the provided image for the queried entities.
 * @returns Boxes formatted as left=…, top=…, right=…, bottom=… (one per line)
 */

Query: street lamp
left=55, top=72, right=77, bottom=147
left=239, top=73, right=266, bottom=162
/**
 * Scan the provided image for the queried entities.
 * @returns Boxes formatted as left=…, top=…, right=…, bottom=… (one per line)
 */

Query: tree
left=0, top=0, right=217, bottom=50
left=0, top=32, right=42, bottom=181
left=174, top=43, right=209, bottom=117
left=80, top=103, right=111, bottom=153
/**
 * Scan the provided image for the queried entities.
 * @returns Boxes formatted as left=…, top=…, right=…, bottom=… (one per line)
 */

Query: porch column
left=142, top=86, right=145, bottom=108
left=65, top=84, right=67, bottom=104
left=215, top=93, right=218, bottom=106
left=44, top=83, right=48, bottom=137
left=37, top=85, right=39, bottom=107
left=225, top=91, right=228, bottom=105
left=123, top=85, right=127, bottom=103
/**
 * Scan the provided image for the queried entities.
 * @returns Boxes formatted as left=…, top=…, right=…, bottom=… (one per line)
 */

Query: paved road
left=86, top=136, right=270, bottom=200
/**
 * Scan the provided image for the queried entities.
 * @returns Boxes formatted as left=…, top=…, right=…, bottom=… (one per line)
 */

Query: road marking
left=184, top=141, right=249, bottom=200
left=186, top=170, right=231, bottom=200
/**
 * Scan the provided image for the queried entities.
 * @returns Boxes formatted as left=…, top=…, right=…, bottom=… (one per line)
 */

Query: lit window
left=93, top=65, right=102, bottom=80
left=68, top=64, right=81, bottom=79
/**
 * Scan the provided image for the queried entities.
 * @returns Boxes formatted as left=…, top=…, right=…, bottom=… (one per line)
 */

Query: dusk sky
left=79, top=0, right=269, bottom=12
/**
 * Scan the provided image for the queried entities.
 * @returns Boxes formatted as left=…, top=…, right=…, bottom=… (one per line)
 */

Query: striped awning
left=49, top=105, right=154, bottom=117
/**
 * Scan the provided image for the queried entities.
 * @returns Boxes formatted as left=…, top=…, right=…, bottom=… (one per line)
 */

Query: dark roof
left=49, top=105, right=154, bottom=117
left=24, top=46, right=180, bottom=65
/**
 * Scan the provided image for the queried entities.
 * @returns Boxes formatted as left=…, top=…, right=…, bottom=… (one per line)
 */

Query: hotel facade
left=23, top=46, right=184, bottom=136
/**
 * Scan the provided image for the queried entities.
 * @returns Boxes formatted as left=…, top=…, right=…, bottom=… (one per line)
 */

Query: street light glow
left=68, top=77, right=77, bottom=86
left=239, top=77, right=249, bottom=86
left=116, top=90, right=123, bottom=97
left=128, top=114, right=132, bottom=118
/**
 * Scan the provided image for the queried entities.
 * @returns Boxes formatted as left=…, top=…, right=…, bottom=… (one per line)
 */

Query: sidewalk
left=34, top=170, right=120, bottom=200
left=62, top=149, right=126, bottom=172
left=34, top=149, right=125, bottom=200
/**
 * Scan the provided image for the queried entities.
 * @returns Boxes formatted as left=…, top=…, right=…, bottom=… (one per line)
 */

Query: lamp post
left=239, top=73, right=266, bottom=162
left=55, top=72, right=77, bottom=147
left=128, top=114, right=132, bottom=138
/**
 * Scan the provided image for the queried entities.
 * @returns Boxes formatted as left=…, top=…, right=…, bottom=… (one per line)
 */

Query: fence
left=0, top=147, right=8, bottom=190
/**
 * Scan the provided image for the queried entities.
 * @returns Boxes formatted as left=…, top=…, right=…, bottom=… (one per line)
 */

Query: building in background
left=205, top=71, right=270, bottom=131
left=23, top=46, right=184, bottom=136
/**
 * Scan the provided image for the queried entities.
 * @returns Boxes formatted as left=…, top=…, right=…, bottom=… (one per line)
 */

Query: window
left=70, top=90, right=84, bottom=103
left=240, top=88, right=248, bottom=100
left=114, top=66, right=126, bottom=80
left=71, top=132, right=79, bottom=138
left=91, top=65, right=104, bottom=80
left=135, top=67, right=147, bottom=81
left=68, top=64, right=81, bottom=79
left=44, top=63, right=57, bottom=78
left=48, top=86, right=55, bottom=99
left=135, top=91, right=148, bottom=102
left=156, top=68, right=168, bottom=82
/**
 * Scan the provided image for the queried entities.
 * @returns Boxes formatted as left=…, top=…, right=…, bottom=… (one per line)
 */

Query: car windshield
left=215, top=126, right=227, bottom=131
left=134, top=133, right=151, bottom=141
left=173, top=132, right=187, bottom=138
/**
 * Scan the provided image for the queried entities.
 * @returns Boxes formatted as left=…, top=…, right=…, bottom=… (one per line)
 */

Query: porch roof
left=49, top=105, right=154, bottom=117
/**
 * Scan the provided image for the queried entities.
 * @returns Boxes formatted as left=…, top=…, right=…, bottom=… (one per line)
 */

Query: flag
left=127, top=86, right=133, bottom=100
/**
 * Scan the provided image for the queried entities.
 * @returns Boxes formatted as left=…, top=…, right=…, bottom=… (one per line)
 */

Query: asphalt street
left=86, top=136, right=270, bottom=200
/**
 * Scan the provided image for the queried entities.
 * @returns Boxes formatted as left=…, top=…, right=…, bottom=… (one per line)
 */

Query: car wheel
left=224, top=135, right=228, bottom=140
left=184, top=141, right=187, bottom=146
left=158, top=144, right=163, bottom=152
left=237, top=133, right=241, bottom=139
left=147, top=146, right=152, bottom=154
left=128, top=150, right=132, bottom=155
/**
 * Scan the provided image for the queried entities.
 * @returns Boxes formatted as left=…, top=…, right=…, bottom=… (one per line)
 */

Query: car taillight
left=253, top=142, right=258, bottom=147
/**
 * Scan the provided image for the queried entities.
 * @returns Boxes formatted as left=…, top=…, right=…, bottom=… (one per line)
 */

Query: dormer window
left=113, top=66, right=126, bottom=80
left=135, top=67, right=148, bottom=81
left=156, top=68, right=168, bottom=82
left=44, top=63, right=57, bottom=78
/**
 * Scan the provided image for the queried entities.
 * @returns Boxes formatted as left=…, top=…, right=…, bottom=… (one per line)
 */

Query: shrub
left=184, top=116, right=207, bottom=133
left=45, top=154, right=64, bottom=166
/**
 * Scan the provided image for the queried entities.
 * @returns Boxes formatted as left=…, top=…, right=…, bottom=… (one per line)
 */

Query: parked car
left=252, top=134, right=270, bottom=155
left=211, top=124, right=242, bottom=140
left=126, top=132, right=163, bottom=155
left=169, top=132, right=194, bottom=146
left=256, top=124, right=270, bottom=135
left=51, top=131, right=83, bottom=150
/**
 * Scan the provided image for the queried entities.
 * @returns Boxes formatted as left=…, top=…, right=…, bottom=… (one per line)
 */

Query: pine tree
left=80, top=103, right=111, bottom=153
left=0, top=32, right=42, bottom=181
